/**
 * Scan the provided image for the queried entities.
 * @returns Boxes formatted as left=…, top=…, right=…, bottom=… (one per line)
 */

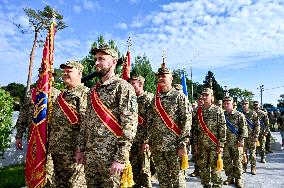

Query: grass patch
left=0, top=164, right=26, bottom=188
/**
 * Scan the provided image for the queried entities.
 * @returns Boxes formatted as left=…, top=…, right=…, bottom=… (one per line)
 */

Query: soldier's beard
left=95, top=67, right=111, bottom=78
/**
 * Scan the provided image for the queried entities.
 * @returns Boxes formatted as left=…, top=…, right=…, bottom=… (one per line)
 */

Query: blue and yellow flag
left=25, top=21, right=55, bottom=188
left=181, top=69, right=188, bottom=96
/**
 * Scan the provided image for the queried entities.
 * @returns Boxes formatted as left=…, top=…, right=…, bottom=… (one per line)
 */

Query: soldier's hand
left=75, top=151, right=85, bottom=164
left=178, top=148, right=187, bottom=157
left=110, top=161, right=125, bottom=175
left=216, top=146, right=223, bottom=154
left=15, top=138, right=23, bottom=150
left=141, top=143, right=149, bottom=151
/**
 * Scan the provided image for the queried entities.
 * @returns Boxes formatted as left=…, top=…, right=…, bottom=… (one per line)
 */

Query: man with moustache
left=241, top=99, right=260, bottom=175
left=48, top=61, right=89, bottom=187
left=147, top=62, right=192, bottom=188
left=129, top=75, right=153, bottom=188
left=76, top=44, right=138, bottom=187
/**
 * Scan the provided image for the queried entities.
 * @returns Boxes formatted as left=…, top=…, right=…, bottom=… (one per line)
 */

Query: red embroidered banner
left=154, top=84, right=181, bottom=136
left=91, top=83, right=123, bottom=138
left=122, top=51, right=131, bottom=80
left=58, top=93, right=79, bottom=125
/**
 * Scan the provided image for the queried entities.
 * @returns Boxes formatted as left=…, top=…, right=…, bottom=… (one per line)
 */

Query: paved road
left=153, top=132, right=284, bottom=188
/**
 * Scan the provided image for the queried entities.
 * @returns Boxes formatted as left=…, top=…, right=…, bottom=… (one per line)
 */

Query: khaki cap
left=253, top=101, right=259, bottom=105
left=241, top=99, right=249, bottom=104
left=91, top=44, right=119, bottom=59
left=156, top=62, right=171, bottom=75
left=130, top=75, right=145, bottom=83
left=60, top=60, right=84, bottom=72
left=223, top=96, right=233, bottom=101
left=202, top=88, right=213, bottom=95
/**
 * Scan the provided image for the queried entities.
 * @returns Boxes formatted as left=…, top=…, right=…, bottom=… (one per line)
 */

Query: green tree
left=203, top=71, right=224, bottom=100
left=131, top=54, right=157, bottom=93
left=0, top=89, right=14, bottom=158
left=14, top=5, right=67, bottom=96
left=2, top=83, right=25, bottom=110
left=228, top=88, right=254, bottom=102
left=81, top=35, right=122, bottom=88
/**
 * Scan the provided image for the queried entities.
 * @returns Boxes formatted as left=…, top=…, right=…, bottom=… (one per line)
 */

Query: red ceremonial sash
left=154, top=85, right=181, bottom=136
left=90, top=83, right=123, bottom=138
left=197, top=107, right=218, bottom=145
left=58, top=92, right=80, bottom=125
left=138, top=115, right=146, bottom=127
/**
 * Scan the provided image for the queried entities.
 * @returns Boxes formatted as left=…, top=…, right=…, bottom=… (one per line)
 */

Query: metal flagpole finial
left=127, top=37, right=132, bottom=51
left=52, top=7, right=57, bottom=23
left=209, top=78, right=213, bottom=89
left=162, top=50, right=166, bottom=63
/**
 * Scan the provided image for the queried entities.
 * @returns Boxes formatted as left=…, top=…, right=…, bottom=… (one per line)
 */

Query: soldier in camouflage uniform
left=129, top=75, right=153, bottom=188
left=223, top=97, right=248, bottom=188
left=196, top=88, right=226, bottom=188
left=241, top=100, right=260, bottom=175
left=253, top=101, right=270, bottom=163
left=265, top=111, right=275, bottom=153
left=49, top=61, right=88, bottom=187
left=15, top=69, right=59, bottom=187
left=76, top=44, right=138, bottom=187
left=147, top=63, right=191, bottom=188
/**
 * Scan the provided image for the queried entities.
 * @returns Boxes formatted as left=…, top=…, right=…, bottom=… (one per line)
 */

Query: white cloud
left=115, top=22, right=128, bottom=30
left=82, top=0, right=100, bottom=11
left=73, top=5, right=82, bottom=13
left=130, top=0, right=140, bottom=4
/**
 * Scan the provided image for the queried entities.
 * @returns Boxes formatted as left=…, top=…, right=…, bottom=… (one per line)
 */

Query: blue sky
left=0, top=0, right=283, bottom=105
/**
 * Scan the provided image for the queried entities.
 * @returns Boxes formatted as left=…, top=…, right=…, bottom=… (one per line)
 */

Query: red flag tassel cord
left=25, top=21, right=55, bottom=188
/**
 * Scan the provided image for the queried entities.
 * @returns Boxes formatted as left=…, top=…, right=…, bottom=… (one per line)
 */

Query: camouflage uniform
left=254, top=107, right=270, bottom=162
left=242, top=109, right=260, bottom=174
left=148, top=87, right=192, bottom=188
left=197, top=104, right=226, bottom=188
left=78, top=75, right=138, bottom=187
left=15, top=88, right=59, bottom=187
left=223, top=108, right=248, bottom=186
left=130, top=91, right=154, bottom=188
left=49, top=83, right=89, bottom=188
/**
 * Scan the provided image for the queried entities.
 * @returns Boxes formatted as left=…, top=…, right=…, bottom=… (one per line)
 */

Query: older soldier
left=253, top=101, right=270, bottom=163
left=76, top=44, right=138, bottom=187
left=241, top=100, right=260, bottom=175
left=129, top=75, right=153, bottom=188
left=15, top=69, right=59, bottom=187
left=197, top=88, right=226, bottom=188
left=48, top=61, right=89, bottom=187
left=147, top=63, right=191, bottom=188
left=223, top=96, right=248, bottom=188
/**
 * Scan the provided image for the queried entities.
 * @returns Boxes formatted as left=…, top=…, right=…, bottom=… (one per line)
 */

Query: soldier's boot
left=235, top=179, right=244, bottom=188
left=190, top=169, right=200, bottom=177
left=243, top=164, right=247, bottom=173
left=223, top=177, right=234, bottom=185
left=251, top=166, right=256, bottom=175
left=261, top=157, right=266, bottom=163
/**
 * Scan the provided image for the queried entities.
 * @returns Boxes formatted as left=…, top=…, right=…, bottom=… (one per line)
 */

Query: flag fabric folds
left=25, top=21, right=55, bottom=188
left=181, top=69, right=188, bottom=96
left=122, top=50, right=131, bottom=80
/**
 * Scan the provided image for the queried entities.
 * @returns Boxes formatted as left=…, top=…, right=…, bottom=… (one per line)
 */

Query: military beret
left=174, top=84, right=183, bottom=91
left=91, top=44, right=119, bottom=59
left=130, top=75, right=145, bottom=83
left=223, top=96, right=233, bottom=101
left=202, top=88, right=213, bottom=95
left=60, top=60, right=84, bottom=72
left=156, top=62, right=171, bottom=75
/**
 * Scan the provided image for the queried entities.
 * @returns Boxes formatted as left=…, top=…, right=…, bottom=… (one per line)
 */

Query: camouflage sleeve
left=145, top=100, right=155, bottom=145
left=114, top=84, right=138, bottom=164
left=191, top=112, right=199, bottom=145
left=253, top=111, right=260, bottom=138
left=177, top=95, right=192, bottom=149
left=217, top=108, right=226, bottom=147
left=143, top=94, right=154, bottom=143
left=264, top=113, right=270, bottom=134
left=15, top=95, right=32, bottom=139
left=239, top=113, right=248, bottom=140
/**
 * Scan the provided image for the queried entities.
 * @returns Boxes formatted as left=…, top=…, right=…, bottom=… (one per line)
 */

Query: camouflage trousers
left=244, top=138, right=257, bottom=168
left=151, top=150, right=186, bottom=188
left=129, top=142, right=152, bottom=188
left=199, top=146, right=222, bottom=188
left=51, top=154, right=86, bottom=188
left=258, top=135, right=266, bottom=158
left=84, top=163, right=121, bottom=188
left=223, top=145, right=243, bottom=180
left=191, top=144, right=200, bottom=171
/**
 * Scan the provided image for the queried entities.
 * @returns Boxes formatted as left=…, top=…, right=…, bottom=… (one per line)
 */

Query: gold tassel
left=216, top=153, right=223, bottom=171
left=256, top=140, right=260, bottom=147
left=120, top=161, right=134, bottom=188
left=181, top=154, right=189, bottom=170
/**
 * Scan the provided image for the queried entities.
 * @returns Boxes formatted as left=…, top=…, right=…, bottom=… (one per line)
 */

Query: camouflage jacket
left=48, top=84, right=89, bottom=155
left=254, top=109, right=270, bottom=136
left=224, top=110, right=248, bottom=146
left=15, top=88, right=60, bottom=139
left=242, top=110, right=260, bottom=138
left=191, top=107, right=201, bottom=145
left=277, top=115, right=284, bottom=131
left=197, top=104, right=226, bottom=148
left=135, top=91, right=154, bottom=143
left=148, top=87, right=192, bottom=152
left=78, top=76, right=138, bottom=165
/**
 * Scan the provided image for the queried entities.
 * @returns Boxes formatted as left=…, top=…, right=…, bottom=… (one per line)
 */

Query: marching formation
left=15, top=44, right=284, bottom=188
